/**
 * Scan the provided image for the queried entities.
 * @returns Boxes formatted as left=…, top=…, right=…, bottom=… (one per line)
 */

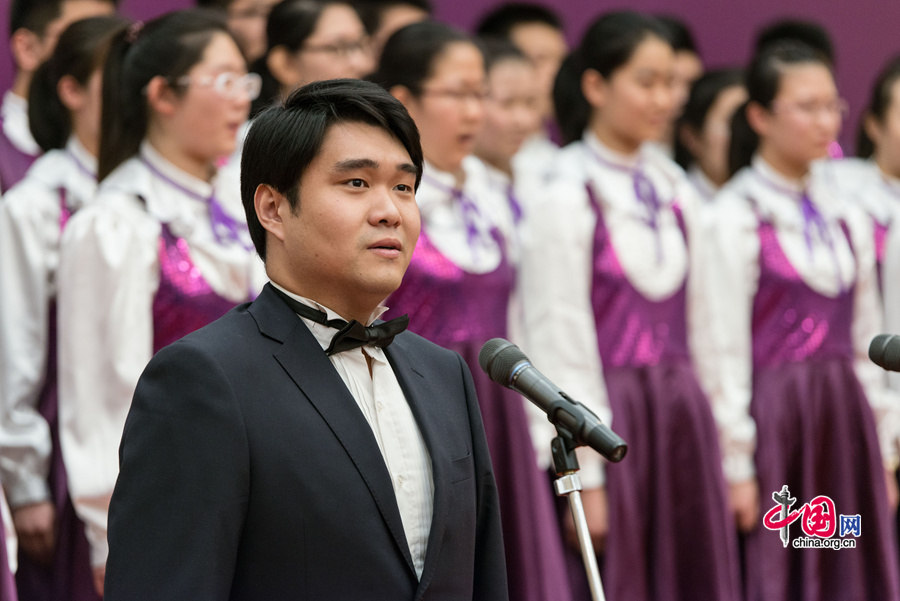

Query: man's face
left=275, top=121, right=420, bottom=318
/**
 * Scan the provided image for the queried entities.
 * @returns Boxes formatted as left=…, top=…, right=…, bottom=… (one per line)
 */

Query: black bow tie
left=273, top=287, right=408, bottom=355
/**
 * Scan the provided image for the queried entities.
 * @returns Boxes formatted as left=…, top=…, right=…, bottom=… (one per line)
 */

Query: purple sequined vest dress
left=152, top=223, right=244, bottom=353
left=385, top=227, right=514, bottom=347
left=751, top=219, right=854, bottom=368
left=586, top=185, right=690, bottom=367
left=0, top=117, right=37, bottom=193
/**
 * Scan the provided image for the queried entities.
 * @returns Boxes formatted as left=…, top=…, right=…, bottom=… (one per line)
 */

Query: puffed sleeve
left=56, top=196, right=160, bottom=567
left=853, top=207, right=900, bottom=469
left=519, top=174, right=611, bottom=487
left=0, top=184, right=58, bottom=507
left=693, top=190, right=759, bottom=483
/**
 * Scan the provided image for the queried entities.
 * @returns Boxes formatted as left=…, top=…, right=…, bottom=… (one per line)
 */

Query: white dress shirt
left=1, top=91, right=40, bottom=156
left=57, top=141, right=262, bottom=566
left=0, top=137, right=97, bottom=508
left=270, top=282, right=434, bottom=579
left=519, top=132, right=712, bottom=486
left=701, top=156, right=891, bottom=479
left=687, top=165, right=719, bottom=203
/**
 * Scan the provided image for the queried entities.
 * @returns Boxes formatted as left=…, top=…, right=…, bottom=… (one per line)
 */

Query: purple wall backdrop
left=1, top=0, right=897, bottom=151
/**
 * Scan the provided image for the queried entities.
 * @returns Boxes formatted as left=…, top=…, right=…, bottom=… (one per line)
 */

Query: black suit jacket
left=105, top=284, right=508, bottom=600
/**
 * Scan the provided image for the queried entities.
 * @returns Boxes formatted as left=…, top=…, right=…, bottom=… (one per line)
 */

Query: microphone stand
left=551, top=427, right=606, bottom=601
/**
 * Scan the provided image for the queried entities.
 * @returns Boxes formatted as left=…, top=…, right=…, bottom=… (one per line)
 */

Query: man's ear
left=746, top=100, right=771, bottom=139
left=267, top=45, right=301, bottom=90
left=255, top=184, right=288, bottom=243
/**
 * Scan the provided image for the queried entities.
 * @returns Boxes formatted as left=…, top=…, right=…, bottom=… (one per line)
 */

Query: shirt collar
left=584, top=130, right=642, bottom=171
left=2, top=90, right=40, bottom=155
left=751, top=154, right=808, bottom=194
left=269, top=281, right=388, bottom=351
left=140, top=139, right=214, bottom=201
left=65, top=136, right=97, bottom=177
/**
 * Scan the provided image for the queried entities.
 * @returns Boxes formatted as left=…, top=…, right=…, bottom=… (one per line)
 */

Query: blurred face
left=37, top=0, right=115, bottom=61
left=753, top=63, right=842, bottom=175
left=692, top=84, right=747, bottom=185
left=164, top=33, right=253, bottom=173
left=509, top=22, right=567, bottom=122
left=370, top=4, right=429, bottom=61
left=287, top=4, right=373, bottom=88
left=867, top=80, right=900, bottom=178
left=474, top=58, right=541, bottom=171
left=271, top=121, right=420, bottom=320
left=671, top=50, right=703, bottom=117
left=226, top=0, right=280, bottom=63
left=586, top=35, right=675, bottom=154
left=402, top=42, right=485, bottom=174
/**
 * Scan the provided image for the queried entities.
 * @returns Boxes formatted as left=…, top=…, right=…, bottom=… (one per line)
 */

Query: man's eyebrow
left=333, top=158, right=418, bottom=176
left=333, top=158, right=379, bottom=172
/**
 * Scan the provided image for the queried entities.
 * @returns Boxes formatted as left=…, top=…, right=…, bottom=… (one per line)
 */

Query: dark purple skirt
left=592, top=360, right=741, bottom=601
left=14, top=311, right=98, bottom=601
left=744, top=358, right=900, bottom=601
left=458, top=341, right=573, bottom=601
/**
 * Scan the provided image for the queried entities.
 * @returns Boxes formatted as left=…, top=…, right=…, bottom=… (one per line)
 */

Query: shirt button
left=397, top=474, right=405, bottom=488
left=376, top=401, right=384, bottom=412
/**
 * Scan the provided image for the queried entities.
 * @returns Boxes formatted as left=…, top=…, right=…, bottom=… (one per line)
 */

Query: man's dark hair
left=475, top=2, right=561, bottom=39
left=241, top=78, right=424, bottom=261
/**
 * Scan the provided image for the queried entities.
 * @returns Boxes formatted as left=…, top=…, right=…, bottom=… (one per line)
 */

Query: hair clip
left=126, top=21, right=144, bottom=44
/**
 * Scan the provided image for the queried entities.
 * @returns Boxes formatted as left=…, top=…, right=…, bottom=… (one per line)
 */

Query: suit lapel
left=384, top=336, right=453, bottom=598
left=249, top=285, right=416, bottom=576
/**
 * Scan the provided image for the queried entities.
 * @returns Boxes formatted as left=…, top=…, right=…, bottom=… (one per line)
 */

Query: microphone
left=478, top=338, right=627, bottom=463
left=869, top=334, right=900, bottom=371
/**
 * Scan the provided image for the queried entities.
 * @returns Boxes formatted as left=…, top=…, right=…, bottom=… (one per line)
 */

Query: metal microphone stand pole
left=551, top=429, right=606, bottom=601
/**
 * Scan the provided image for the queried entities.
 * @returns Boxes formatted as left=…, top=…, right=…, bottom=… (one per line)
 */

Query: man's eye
left=347, top=179, right=366, bottom=188
left=395, top=184, right=412, bottom=192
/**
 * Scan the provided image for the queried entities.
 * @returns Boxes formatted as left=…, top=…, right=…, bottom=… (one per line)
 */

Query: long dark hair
left=857, top=55, right=900, bottom=158
left=249, top=0, right=346, bottom=117
left=728, top=40, right=829, bottom=177
left=370, top=20, right=476, bottom=97
left=567, top=11, right=672, bottom=139
left=28, top=15, right=130, bottom=152
left=674, top=68, right=744, bottom=169
left=98, top=9, right=238, bottom=181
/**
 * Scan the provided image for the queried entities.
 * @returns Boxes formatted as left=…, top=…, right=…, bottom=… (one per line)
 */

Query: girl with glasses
left=373, top=20, right=573, bottom=601
left=520, top=11, right=742, bottom=601
left=250, top=0, right=373, bottom=117
left=56, top=10, right=261, bottom=595
left=0, top=15, right=129, bottom=601
left=704, top=40, right=900, bottom=601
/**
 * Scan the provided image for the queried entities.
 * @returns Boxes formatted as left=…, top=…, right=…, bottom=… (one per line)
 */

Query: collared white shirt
left=0, top=137, right=97, bottom=509
left=57, top=141, right=262, bottom=567
left=270, top=282, right=434, bottom=579
left=416, top=158, right=515, bottom=274
left=519, top=132, right=709, bottom=485
left=1, top=91, right=40, bottom=156
left=687, top=165, right=720, bottom=203
left=700, top=155, right=890, bottom=477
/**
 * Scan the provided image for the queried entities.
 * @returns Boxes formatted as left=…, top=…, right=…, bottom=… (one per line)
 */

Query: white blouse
left=57, top=141, right=262, bottom=566
left=1, top=91, right=40, bottom=156
left=701, top=156, right=891, bottom=478
left=0, top=138, right=97, bottom=508
left=519, top=132, right=713, bottom=486
left=416, top=158, right=516, bottom=274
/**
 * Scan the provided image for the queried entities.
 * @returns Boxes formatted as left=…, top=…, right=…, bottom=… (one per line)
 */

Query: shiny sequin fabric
left=151, top=224, right=240, bottom=352
left=751, top=219, right=853, bottom=367
left=586, top=185, right=690, bottom=368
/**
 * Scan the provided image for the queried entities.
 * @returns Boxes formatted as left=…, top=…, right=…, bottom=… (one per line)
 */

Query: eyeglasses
left=174, top=72, right=262, bottom=101
left=773, top=98, right=849, bottom=120
left=300, top=37, right=370, bottom=59
left=419, top=88, right=489, bottom=103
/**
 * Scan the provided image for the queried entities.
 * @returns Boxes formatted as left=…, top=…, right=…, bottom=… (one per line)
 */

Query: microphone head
left=478, top=338, right=528, bottom=384
left=870, top=334, right=900, bottom=371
